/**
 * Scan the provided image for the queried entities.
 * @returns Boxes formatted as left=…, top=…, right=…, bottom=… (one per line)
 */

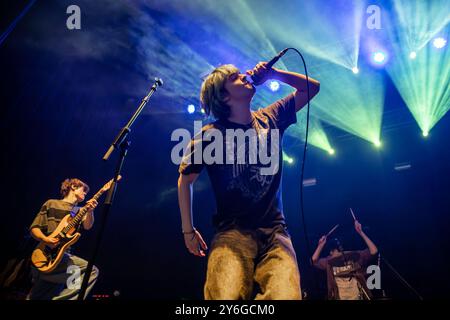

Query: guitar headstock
left=101, top=175, right=122, bottom=192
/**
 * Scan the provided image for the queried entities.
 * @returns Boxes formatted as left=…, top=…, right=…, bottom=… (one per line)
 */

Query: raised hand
left=355, top=220, right=363, bottom=235
left=318, top=235, right=327, bottom=246
left=246, top=61, right=275, bottom=85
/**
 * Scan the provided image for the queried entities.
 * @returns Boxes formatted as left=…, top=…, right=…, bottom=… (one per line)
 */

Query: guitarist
left=27, top=178, right=99, bottom=300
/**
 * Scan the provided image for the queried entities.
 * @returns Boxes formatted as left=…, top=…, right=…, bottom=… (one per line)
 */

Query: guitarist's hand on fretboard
left=85, top=199, right=98, bottom=212
left=83, top=199, right=98, bottom=230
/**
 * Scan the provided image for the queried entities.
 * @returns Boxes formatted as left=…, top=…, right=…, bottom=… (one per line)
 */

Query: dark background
left=1, top=0, right=449, bottom=299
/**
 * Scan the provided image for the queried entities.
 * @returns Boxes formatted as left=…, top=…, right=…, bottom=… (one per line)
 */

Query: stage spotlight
left=187, top=104, right=196, bottom=114
left=422, top=130, right=429, bottom=137
left=352, top=67, right=359, bottom=74
left=328, top=148, right=335, bottom=155
left=373, top=140, right=382, bottom=148
left=201, top=108, right=206, bottom=114
left=409, top=51, right=417, bottom=59
left=283, top=153, right=294, bottom=164
left=269, top=81, right=280, bottom=92
left=433, top=37, right=447, bottom=49
left=372, top=51, right=386, bottom=64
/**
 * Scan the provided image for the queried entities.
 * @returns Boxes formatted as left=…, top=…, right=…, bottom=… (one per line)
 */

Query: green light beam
left=256, top=0, right=364, bottom=70
left=286, top=114, right=334, bottom=155
left=393, top=0, right=450, bottom=52
left=387, top=39, right=450, bottom=134
left=387, top=1, right=450, bottom=134
left=310, top=63, right=385, bottom=144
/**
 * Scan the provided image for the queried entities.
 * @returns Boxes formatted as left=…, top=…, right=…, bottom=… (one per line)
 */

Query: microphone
left=155, top=77, right=163, bottom=87
left=152, top=77, right=163, bottom=89
left=247, top=48, right=289, bottom=85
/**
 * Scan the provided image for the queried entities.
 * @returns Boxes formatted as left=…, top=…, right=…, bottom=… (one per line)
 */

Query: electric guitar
left=31, top=176, right=121, bottom=273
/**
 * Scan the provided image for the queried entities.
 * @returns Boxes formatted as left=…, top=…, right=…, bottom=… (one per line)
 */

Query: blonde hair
left=200, top=64, right=240, bottom=120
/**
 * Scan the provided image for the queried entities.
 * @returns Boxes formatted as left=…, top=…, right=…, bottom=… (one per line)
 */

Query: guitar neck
left=65, top=188, right=105, bottom=230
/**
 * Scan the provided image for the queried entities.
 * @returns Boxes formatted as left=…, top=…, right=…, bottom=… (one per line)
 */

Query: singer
left=177, top=57, right=320, bottom=299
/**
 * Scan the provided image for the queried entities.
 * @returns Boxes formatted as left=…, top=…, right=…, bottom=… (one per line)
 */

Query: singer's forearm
left=178, top=174, right=196, bottom=232
left=272, top=68, right=320, bottom=111
left=272, top=68, right=320, bottom=94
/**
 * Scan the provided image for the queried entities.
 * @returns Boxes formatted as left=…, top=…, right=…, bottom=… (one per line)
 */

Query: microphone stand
left=77, top=78, right=163, bottom=300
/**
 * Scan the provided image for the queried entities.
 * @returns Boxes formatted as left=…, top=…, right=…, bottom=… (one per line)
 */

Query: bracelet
left=182, top=228, right=196, bottom=235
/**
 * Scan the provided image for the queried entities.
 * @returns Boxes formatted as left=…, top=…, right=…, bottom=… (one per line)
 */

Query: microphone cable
left=283, top=47, right=319, bottom=296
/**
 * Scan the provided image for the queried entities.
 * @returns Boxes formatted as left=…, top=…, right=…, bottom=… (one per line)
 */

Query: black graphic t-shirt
left=179, top=93, right=297, bottom=231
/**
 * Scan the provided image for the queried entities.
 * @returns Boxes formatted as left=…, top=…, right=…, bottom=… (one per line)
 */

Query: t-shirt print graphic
left=226, top=127, right=278, bottom=203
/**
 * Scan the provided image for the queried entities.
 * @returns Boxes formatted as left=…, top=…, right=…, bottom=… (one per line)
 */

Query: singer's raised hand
left=246, top=62, right=274, bottom=85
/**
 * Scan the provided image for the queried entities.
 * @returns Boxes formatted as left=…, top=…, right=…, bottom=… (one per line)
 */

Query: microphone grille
left=155, top=77, right=163, bottom=87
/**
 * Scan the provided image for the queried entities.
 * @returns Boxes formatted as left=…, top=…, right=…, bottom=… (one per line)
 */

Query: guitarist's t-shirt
left=30, top=199, right=80, bottom=236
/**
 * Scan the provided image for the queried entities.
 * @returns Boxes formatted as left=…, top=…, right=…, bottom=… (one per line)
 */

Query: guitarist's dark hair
left=60, top=178, right=90, bottom=198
